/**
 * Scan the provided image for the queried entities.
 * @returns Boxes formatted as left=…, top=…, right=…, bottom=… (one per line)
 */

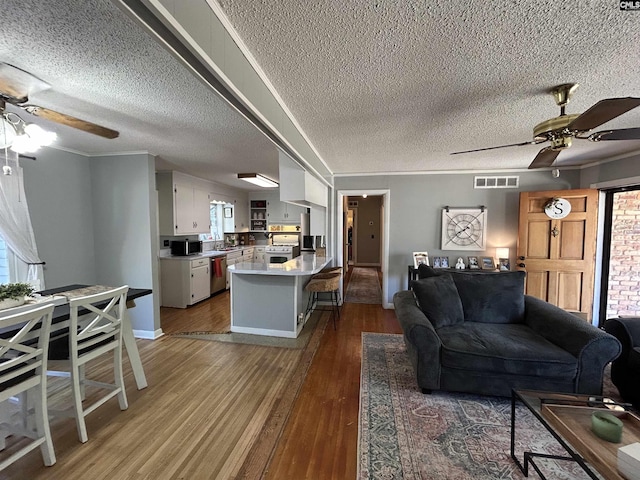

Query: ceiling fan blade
left=528, top=147, right=560, bottom=169
left=450, top=139, right=543, bottom=155
left=589, top=128, right=640, bottom=141
left=568, top=97, right=640, bottom=131
left=23, top=106, right=119, bottom=139
left=0, top=63, right=50, bottom=102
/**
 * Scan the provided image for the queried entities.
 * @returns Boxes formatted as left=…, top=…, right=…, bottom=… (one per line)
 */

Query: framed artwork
left=481, top=256, right=496, bottom=270
left=441, top=207, right=488, bottom=251
left=413, top=252, right=429, bottom=269
left=224, top=207, right=233, bottom=218
left=499, top=258, right=510, bottom=271
left=467, top=256, right=480, bottom=269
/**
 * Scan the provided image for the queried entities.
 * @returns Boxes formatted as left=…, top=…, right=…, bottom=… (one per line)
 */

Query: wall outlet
left=163, top=240, right=170, bottom=247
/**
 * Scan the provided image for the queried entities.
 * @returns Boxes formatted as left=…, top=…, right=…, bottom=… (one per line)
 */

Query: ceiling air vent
left=474, top=176, right=519, bottom=189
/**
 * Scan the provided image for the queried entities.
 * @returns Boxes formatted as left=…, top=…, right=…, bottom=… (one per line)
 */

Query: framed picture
left=467, top=256, right=480, bottom=269
left=412, top=252, right=429, bottom=269
left=481, top=256, right=495, bottom=270
left=432, top=256, right=448, bottom=268
left=224, top=207, right=233, bottom=218
left=499, top=258, right=510, bottom=271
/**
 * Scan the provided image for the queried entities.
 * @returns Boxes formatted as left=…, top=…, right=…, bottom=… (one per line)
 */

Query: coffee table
left=511, top=389, right=640, bottom=480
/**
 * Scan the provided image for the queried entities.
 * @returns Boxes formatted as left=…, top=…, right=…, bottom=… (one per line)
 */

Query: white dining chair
left=0, top=303, right=56, bottom=469
left=47, top=285, right=129, bottom=443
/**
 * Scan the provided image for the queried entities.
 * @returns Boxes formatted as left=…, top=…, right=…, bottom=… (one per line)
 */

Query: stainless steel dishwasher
left=210, top=256, right=227, bottom=294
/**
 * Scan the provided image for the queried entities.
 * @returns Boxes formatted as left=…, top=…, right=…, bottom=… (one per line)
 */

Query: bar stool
left=304, top=272, right=341, bottom=329
left=318, top=266, right=343, bottom=303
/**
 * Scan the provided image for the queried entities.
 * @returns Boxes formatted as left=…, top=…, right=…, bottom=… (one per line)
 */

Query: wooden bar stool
left=304, top=272, right=341, bottom=329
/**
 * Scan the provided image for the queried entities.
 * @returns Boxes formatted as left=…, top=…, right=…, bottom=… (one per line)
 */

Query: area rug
left=172, top=310, right=322, bottom=349
left=345, top=267, right=382, bottom=304
left=358, top=333, right=616, bottom=480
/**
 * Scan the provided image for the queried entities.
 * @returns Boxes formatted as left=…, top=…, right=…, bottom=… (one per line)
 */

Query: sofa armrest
left=393, top=290, right=442, bottom=389
left=604, top=317, right=640, bottom=359
left=524, top=295, right=621, bottom=394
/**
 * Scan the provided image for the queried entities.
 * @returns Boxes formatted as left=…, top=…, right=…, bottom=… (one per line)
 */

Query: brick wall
left=606, top=191, right=640, bottom=318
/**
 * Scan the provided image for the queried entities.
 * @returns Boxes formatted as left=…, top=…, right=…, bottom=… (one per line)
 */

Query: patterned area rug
left=345, top=267, right=382, bottom=304
left=359, top=333, right=617, bottom=480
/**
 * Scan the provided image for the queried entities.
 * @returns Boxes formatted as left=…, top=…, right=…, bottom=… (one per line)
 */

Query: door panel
left=557, top=271, right=583, bottom=311
left=527, top=221, right=551, bottom=258
left=559, top=221, right=586, bottom=259
left=525, top=271, right=549, bottom=300
left=518, top=189, right=598, bottom=321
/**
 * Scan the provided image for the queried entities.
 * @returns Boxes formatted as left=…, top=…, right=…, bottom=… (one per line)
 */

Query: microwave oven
left=170, top=240, right=203, bottom=256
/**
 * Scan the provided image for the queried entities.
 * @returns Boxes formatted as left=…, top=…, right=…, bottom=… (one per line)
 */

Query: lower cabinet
left=160, top=257, right=210, bottom=308
left=254, top=246, right=265, bottom=263
left=226, top=251, right=242, bottom=289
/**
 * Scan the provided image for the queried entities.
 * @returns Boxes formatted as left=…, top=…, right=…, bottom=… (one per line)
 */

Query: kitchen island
left=228, top=253, right=333, bottom=338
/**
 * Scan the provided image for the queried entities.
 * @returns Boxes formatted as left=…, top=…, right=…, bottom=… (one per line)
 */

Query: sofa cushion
left=411, top=274, right=464, bottom=328
left=629, top=346, right=640, bottom=371
left=438, top=322, right=577, bottom=378
left=450, top=271, right=525, bottom=324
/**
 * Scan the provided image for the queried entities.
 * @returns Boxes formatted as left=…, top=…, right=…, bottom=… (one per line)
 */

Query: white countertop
left=159, top=246, right=254, bottom=261
left=229, top=253, right=333, bottom=276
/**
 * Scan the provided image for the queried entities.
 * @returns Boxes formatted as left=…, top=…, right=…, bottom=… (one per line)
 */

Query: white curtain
left=0, top=149, right=44, bottom=289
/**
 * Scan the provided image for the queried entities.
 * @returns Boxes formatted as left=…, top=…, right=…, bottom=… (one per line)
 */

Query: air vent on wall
left=348, top=200, right=359, bottom=208
left=474, top=176, right=519, bottom=189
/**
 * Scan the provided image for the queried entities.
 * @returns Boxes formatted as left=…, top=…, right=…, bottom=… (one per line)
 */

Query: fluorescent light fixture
left=237, top=173, right=278, bottom=188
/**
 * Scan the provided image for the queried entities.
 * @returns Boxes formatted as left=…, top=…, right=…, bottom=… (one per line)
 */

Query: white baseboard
left=384, top=302, right=394, bottom=309
left=231, top=325, right=297, bottom=338
left=133, top=328, right=164, bottom=340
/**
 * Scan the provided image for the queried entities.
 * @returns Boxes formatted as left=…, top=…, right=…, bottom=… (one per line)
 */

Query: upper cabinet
left=270, top=200, right=306, bottom=223
left=278, top=153, right=328, bottom=208
left=157, top=172, right=211, bottom=235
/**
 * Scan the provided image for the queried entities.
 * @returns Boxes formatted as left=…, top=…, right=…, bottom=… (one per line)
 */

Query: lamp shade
left=496, top=247, right=509, bottom=259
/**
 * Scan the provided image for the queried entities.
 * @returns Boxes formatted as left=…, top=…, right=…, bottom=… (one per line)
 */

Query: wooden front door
left=517, top=189, right=599, bottom=321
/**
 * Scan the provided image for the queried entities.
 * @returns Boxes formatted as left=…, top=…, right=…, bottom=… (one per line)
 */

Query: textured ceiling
left=1, top=1, right=640, bottom=187
left=217, top=0, right=640, bottom=173
left=0, top=0, right=279, bottom=190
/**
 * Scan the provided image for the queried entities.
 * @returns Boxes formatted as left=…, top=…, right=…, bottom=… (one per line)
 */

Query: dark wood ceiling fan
left=0, top=62, right=119, bottom=139
left=451, top=83, right=640, bottom=169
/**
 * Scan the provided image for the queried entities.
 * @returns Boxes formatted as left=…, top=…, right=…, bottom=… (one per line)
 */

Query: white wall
left=22, top=148, right=160, bottom=336
left=91, top=154, right=160, bottom=335
left=335, top=170, right=581, bottom=305
left=22, top=148, right=97, bottom=287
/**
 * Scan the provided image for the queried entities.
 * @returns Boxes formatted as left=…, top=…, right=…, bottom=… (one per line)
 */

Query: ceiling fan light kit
left=451, top=82, right=640, bottom=169
left=0, top=101, right=57, bottom=154
left=0, top=62, right=119, bottom=143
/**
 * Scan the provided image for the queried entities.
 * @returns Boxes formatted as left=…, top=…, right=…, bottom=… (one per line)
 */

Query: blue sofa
left=393, top=269, right=621, bottom=397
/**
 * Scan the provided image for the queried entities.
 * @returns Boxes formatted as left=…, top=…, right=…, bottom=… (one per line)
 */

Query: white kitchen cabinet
left=160, top=257, right=211, bottom=308
left=233, top=198, right=249, bottom=232
left=269, top=201, right=306, bottom=223
left=226, top=250, right=243, bottom=289
left=254, top=246, right=265, bottom=263
left=242, top=247, right=254, bottom=260
left=157, top=172, right=211, bottom=235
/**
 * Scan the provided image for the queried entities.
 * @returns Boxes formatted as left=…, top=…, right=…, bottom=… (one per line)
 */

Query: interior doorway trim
left=337, top=189, right=391, bottom=308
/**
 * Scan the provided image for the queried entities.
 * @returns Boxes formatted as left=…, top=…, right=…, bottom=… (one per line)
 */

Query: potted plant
left=0, top=282, right=35, bottom=310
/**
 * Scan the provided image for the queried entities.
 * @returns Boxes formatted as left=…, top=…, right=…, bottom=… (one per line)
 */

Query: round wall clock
left=441, top=208, right=487, bottom=251
left=544, top=197, right=571, bottom=219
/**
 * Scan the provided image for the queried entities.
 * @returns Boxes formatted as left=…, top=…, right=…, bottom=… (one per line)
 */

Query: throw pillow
left=417, top=264, right=448, bottom=279
left=450, top=271, right=525, bottom=324
left=411, top=274, right=464, bottom=328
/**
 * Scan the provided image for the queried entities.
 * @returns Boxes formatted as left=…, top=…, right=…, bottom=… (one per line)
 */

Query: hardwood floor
left=0, top=267, right=401, bottom=479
